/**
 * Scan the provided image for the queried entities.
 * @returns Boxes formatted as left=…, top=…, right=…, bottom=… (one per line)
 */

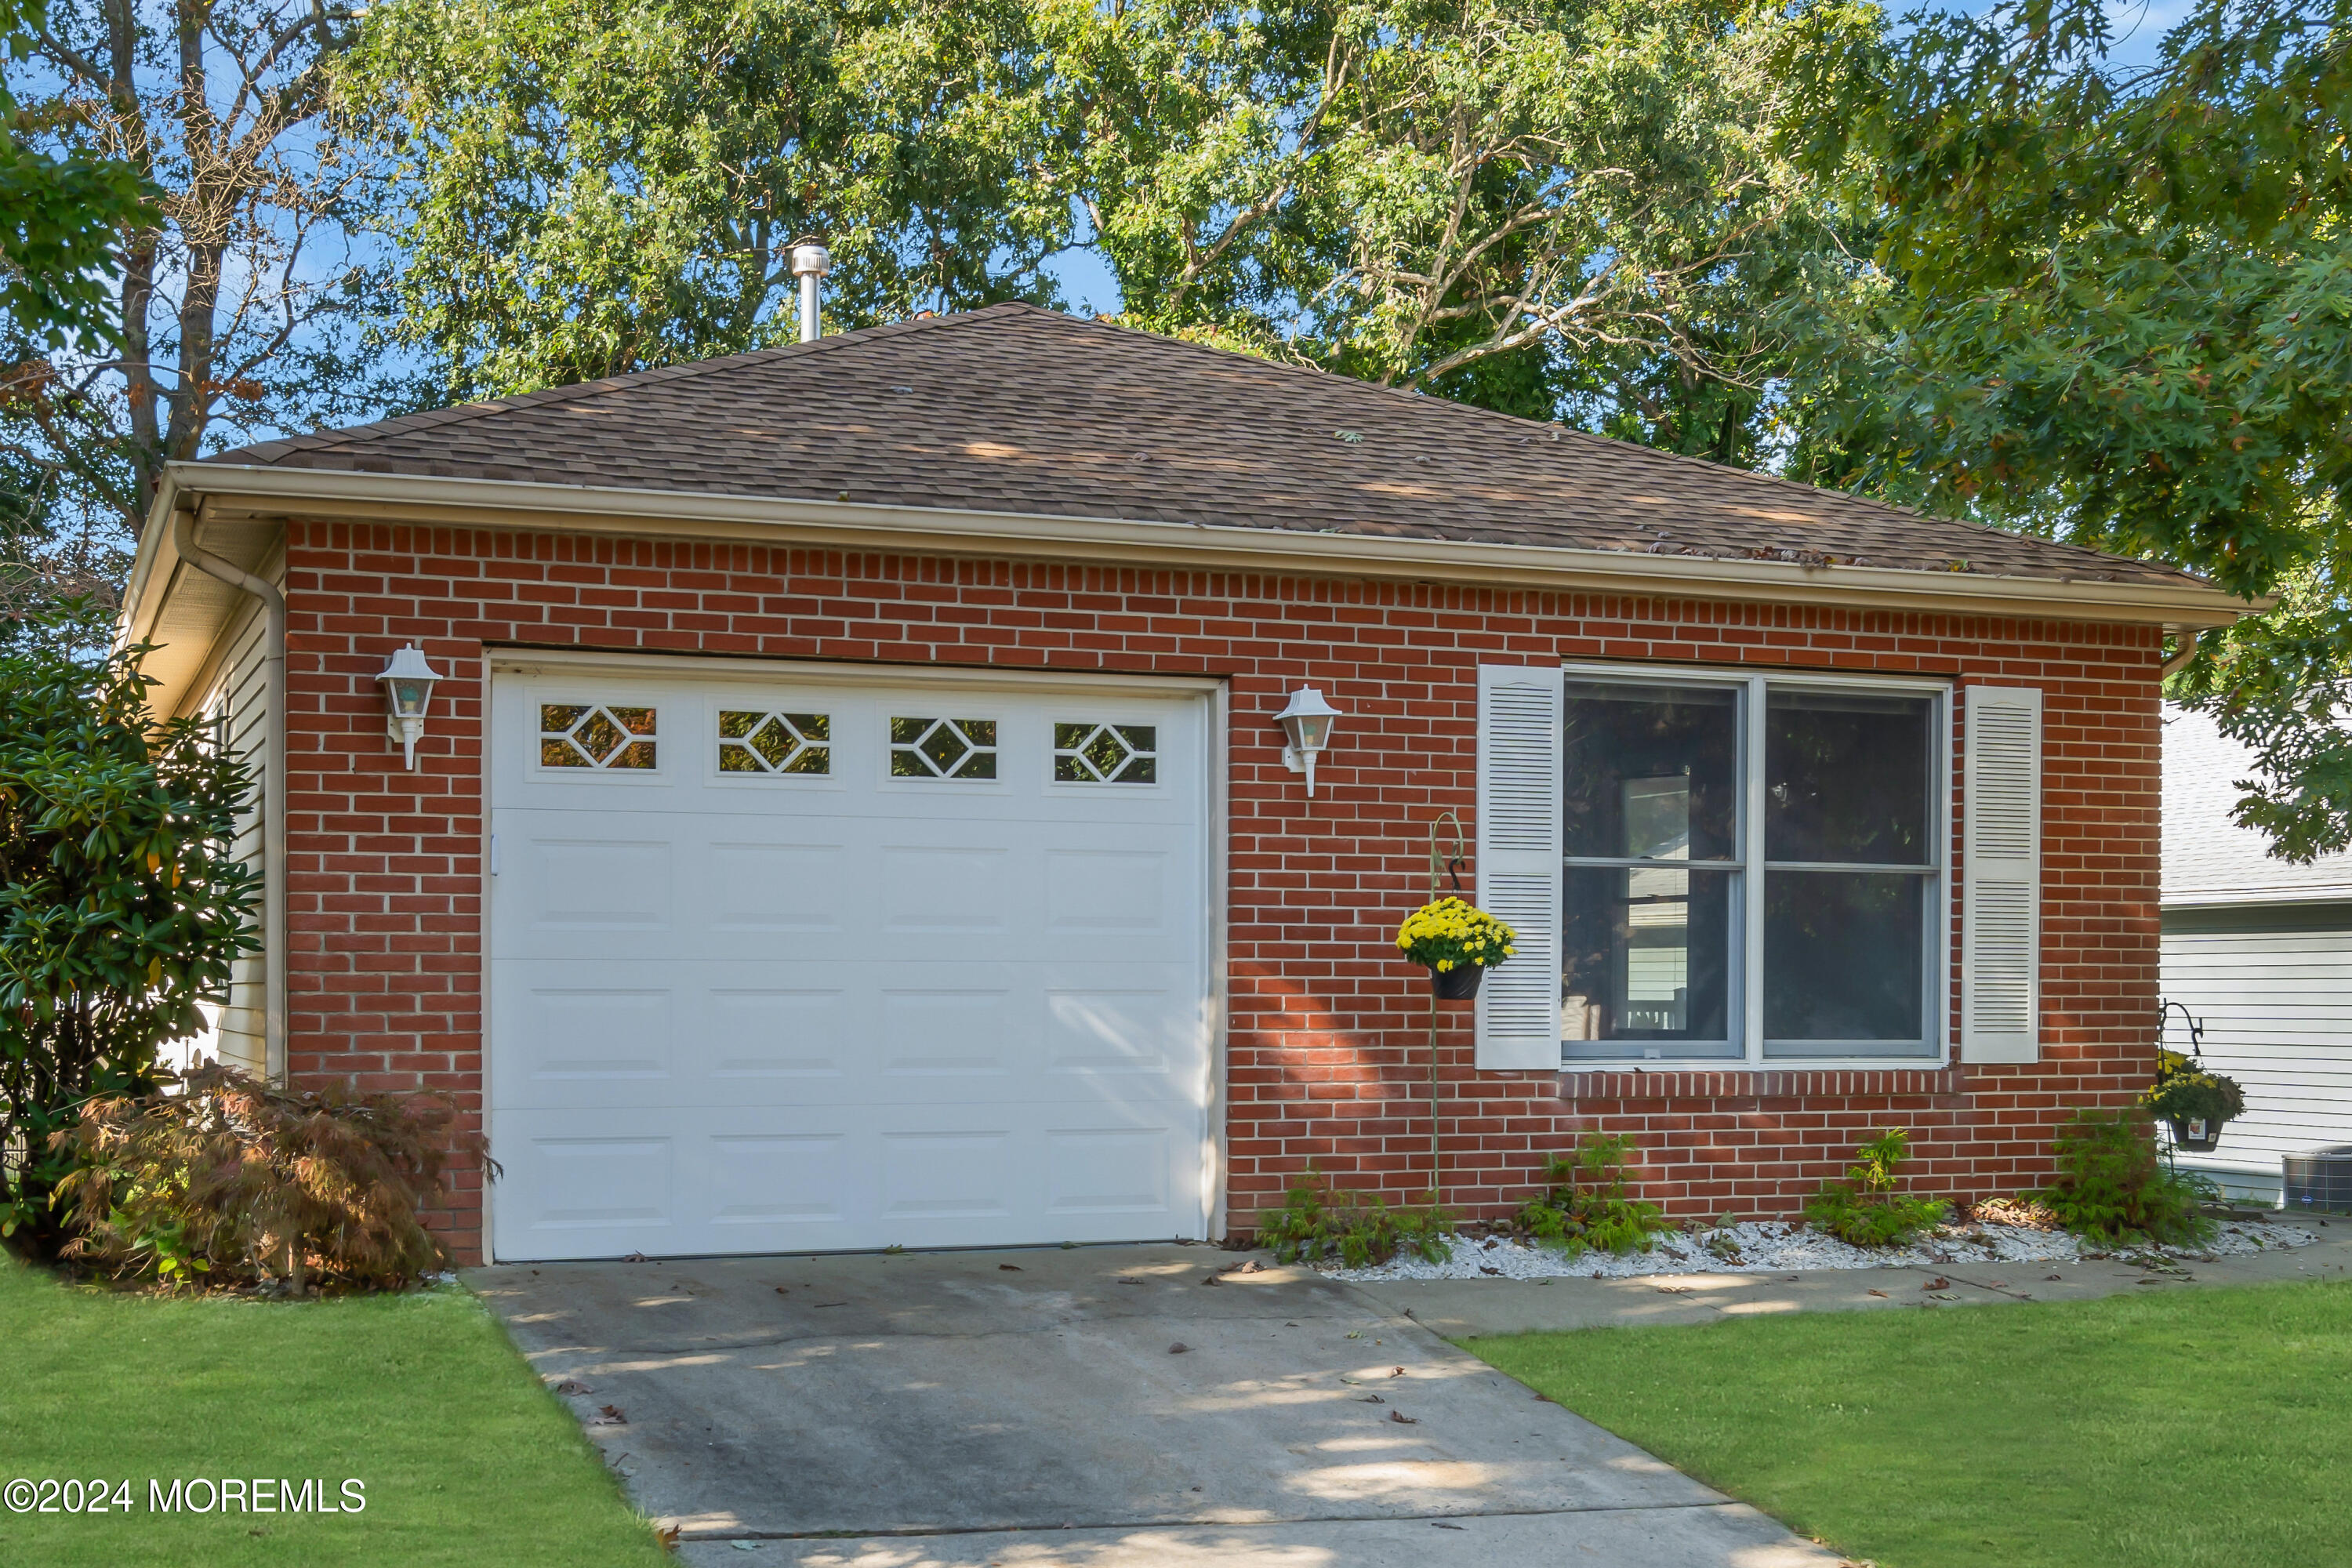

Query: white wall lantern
left=376, top=644, right=445, bottom=770
left=1274, top=686, right=1343, bottom=797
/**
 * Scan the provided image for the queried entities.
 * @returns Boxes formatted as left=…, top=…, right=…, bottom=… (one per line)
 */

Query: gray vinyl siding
left=2158, top=916, right=2352, bottom=1180
left=190, top=596, right=271, bottom=1075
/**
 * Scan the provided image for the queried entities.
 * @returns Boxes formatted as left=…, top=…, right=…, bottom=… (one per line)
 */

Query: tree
left=341, top=0, right=1073, bottom=400
left=1785, top=0, right=2352, bottom=858
left=1, top=0, right=381, bottom=579
left=0, top=637, right=260, bottom=1258
left=0, top=0, right=152, bottom=350
left=1046, top=0, right=1882, bottom=431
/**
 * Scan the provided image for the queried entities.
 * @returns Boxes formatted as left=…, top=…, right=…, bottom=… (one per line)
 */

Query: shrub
left=2030, top=1108, right=2216, bottom=1247
left=0, top=640, right=260, bottom=1254
left=2143, top=1050, right=2247, bottom=1130
left=1256, top=1171, right=1454, bottom=1268
left=51, top=1066, right=491, bottom=1292
left=1513, top=1134, right=1669, bottom=1256
left=1803, top=1129, right=1949, bottom=1247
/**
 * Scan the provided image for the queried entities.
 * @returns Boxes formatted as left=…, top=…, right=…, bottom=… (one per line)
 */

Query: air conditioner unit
left=2283, top=1149, right=2352, bottom=1214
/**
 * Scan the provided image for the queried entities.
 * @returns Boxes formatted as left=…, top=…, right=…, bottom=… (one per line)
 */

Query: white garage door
left=486, top=659, right=1214, bottom=1262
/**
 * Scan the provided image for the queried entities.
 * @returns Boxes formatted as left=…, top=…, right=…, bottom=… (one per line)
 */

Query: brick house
left=119, top=304, right=2243, bottom=1265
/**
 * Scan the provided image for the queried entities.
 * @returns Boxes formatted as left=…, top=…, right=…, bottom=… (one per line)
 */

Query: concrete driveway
left=469, top=1244, right=1843, bottom=1567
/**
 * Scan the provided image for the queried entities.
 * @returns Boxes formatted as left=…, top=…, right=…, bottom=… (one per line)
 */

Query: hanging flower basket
left=2143, top=1049, right=2245, bottom=1154
left=1395, top=898, right=1516, bottom=1004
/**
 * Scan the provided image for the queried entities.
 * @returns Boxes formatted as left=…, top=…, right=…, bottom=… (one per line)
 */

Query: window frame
left=1557, top=662, right=1953, bottom=1070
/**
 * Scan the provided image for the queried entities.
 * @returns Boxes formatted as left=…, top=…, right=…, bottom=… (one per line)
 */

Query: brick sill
left=1557, top=1065, right=1963, bottom=1104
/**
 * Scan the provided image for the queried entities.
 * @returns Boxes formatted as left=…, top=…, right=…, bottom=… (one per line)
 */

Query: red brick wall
left=280, top=521, right=2162, bottom=1262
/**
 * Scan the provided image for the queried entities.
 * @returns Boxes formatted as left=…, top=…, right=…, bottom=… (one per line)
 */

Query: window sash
left=1559, top=666, right=1948, bottom=1067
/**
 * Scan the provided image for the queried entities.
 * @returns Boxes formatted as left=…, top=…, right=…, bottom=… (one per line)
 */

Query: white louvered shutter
left=1475, top=664, right=1566, bottom=1069
left=1962, top=685, right=2043, bottom=1063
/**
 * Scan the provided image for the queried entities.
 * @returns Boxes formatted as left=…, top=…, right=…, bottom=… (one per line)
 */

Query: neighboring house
left=117, top=303, right=2245, bottom=1265
left=2161, top=703, right=2352, bottom=1205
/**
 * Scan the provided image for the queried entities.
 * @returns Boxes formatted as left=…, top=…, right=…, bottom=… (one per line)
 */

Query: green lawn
left=1469, top=1280, right=2352, bottom=1568
left=0, top=1257, right=667, bottom=1567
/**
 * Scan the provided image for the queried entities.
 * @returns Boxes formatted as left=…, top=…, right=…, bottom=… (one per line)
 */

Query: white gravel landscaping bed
left=1316, top=1215, right=2320, bottom=1283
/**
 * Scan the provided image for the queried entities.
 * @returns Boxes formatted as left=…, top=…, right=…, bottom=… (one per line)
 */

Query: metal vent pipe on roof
left=792, top=241, right=831, bottom=342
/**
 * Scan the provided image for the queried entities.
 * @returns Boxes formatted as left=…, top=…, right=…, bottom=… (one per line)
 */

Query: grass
left=0, top=1256, right=668, bottom=1567
left=1468, top=1280, right=2352, bottom=1568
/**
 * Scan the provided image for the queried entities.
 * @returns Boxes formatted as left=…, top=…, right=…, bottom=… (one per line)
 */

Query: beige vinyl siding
left=180, top=591, right=273, bottom=1075
left=2159, top=917, right=2352, bottom=1178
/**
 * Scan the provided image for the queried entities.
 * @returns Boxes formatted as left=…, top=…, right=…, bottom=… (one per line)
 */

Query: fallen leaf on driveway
left=655, top=1523, right=681, bottom=1549
left=1432, top=1521, right=1465, bottom=1530
left=2046, top=1273, right=2063, bottom=1281
left=1533, top=1392, right=1554, bottom=1403
left=998, top=1264, right=1022, bottom=1271
left=1169, top=1342, right=1189, bottom=1355
left=553, top=1380, right=592, bottom=1396
left=1200, top=1275, right=1221, bottom=1287
left=1388, top=1410, right=1418, bottom=1425
left=1345, top=1330, right=1362, bottom=1339
left=772, top=1287, right=788, bottom=1295
left=1924, top=1276, right=1950, bottom=1291
left=1655, top=1285, right=1693, bottom=1295
left=1390, top=1367, right=1405, bottom=1377
left=1356, top=1395, right=1385, bottom=1404
left=586, top=1405, right=627, bottom=1426
left=1867, top=1289, right=1889, bottom=1298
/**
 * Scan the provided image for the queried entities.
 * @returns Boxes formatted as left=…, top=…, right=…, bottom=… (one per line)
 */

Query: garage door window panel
left=718, top=710, right=831, bottom=775
left=540, top=703, right=657, bottom=770
left=1054, top=723, right=1157, bottom=784
left=891, top=717, right=998, bottom=779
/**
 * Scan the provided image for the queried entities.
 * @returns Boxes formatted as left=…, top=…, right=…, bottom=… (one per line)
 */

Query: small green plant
left=1256, top=1171, right=1454, bottom=1267
left=2030, top=1108, right=2216, bottom=1247
left=2143, top=1050, right=2246, bottom=1133
left=1512, top=1134, right=1669, bottom=1256
left=1802, top=1129, right=1949, bottom=1247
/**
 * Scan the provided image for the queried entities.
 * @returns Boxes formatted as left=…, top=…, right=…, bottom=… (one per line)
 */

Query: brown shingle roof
left=208, top=303, right=2195, bottom=588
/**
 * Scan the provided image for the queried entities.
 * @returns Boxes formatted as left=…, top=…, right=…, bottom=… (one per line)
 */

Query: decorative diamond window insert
left=718, top=710, right=830, bottom=775
left=1054, top=723, right=1157, bottom=783
left=539, top=703, right=657, bottom=769
left=890, top=717, right=997, bottom=779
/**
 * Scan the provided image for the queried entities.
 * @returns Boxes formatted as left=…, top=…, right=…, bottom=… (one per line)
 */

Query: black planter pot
left=1430, top=964, right=1484, bottom=1000
left=2168, top=1116, right=2225, bottom=1152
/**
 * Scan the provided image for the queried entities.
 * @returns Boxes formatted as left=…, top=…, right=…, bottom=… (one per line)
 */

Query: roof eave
left=134, top=462, right=2257, bottom=633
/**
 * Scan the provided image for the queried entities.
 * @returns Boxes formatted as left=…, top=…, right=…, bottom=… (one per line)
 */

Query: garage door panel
left=489, top=968, right=680, bottom=1108
left=488, top=670, right=1210, bottom=1261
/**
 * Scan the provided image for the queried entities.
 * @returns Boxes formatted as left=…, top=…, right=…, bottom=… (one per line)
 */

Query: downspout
left=170, top=507, right=288, bottom=1084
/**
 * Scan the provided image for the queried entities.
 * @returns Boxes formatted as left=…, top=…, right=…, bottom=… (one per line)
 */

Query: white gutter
left=166, top=506, right=288, bottom=1084
left=135, top=462, right=2258, bottom=631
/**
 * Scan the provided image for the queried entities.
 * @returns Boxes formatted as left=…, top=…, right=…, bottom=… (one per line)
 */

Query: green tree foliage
left=341, top=0, right=1073, bottom=399
left=344, top=0, right=1878, bottom=440
left=0, top=0, right=152, bottom=349
left=1052, top=0, right=1878, bottom=434
left=1787, top=0, right=2352, bottom=858
left=0, top=639, right=260, bottom=1258
left=2, top=0, right=379, bottom=586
